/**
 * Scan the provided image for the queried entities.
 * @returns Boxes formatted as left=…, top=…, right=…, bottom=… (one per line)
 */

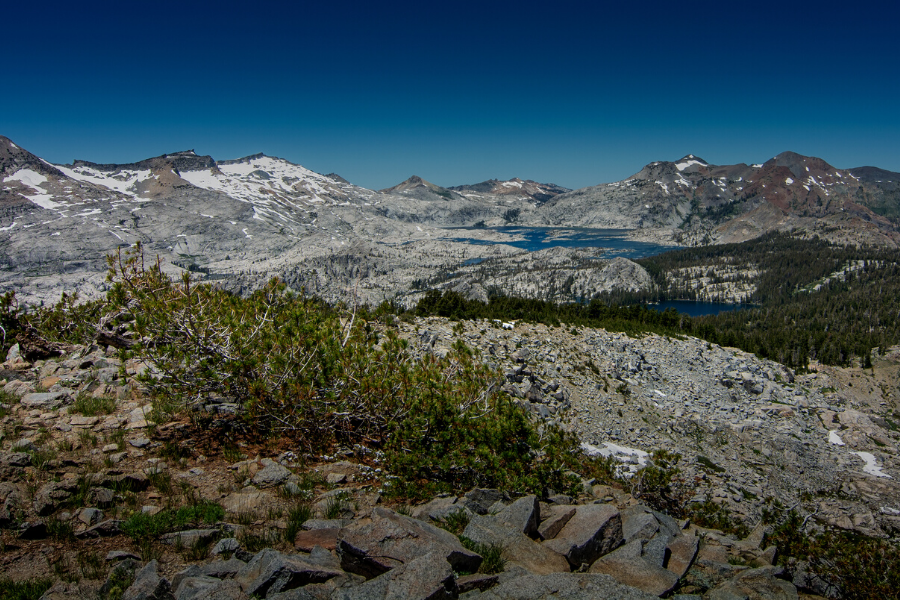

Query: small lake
left=646, top=300, right=755, bottom=317
left=446, top=226, right=680, bottom=259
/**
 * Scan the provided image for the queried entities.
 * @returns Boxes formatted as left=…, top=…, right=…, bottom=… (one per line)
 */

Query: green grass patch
left=121, top=500, right=224, bottom=542
left=459, top=537, right=506, bottom=574
left=283, top=501, right=313, bottom=543
left=70, top=393, right=116, bottom=416
left=0, top=578, right=53, bottom=600
left=435, top=509, right=471, bottom=536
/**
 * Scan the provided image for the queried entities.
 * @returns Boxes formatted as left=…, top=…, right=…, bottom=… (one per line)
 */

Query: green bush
left=768, top=510, right=900, bottom=599
left=105, top=244, right=586, bottom=499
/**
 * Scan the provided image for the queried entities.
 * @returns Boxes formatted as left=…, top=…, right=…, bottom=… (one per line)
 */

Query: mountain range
left=2, top=135, right=898, bottom=305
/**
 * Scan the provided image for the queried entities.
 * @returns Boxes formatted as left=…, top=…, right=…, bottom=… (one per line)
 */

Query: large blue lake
left=446, top=226, right=680, bottom=259
left=447, top=227, right=755, bottom=316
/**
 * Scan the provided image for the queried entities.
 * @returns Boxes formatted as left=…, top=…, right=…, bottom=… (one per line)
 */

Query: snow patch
left=675, top=160, right=704, bottom=172
left=854, top=452, right=890, bottom=478
left=829, top=430, right=844, bottom=446
left=785, top=178, right=794, bottom=185
left=581, top=442, right=649, bottom=476
left=3, top=169, right=60, bottom=209
left=0, top=222, right=16, bottom=232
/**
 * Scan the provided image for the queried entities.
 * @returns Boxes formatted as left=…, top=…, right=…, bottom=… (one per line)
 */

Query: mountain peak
left=380, top=175, right=443, bottom=194
left=674, top=155, right=709, bottom=171
left=763, top=151, right=835, bottom=179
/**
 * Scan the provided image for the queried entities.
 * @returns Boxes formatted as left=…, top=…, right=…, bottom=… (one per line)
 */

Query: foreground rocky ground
left=0, top=317, right=897, bottom=598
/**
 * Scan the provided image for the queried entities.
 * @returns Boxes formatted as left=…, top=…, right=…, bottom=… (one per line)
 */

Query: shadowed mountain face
left=448, top=178, right=570, bottom=204
left=1, top=136, right=898, bottom=305
left=539, top=152, right=900, bottom=246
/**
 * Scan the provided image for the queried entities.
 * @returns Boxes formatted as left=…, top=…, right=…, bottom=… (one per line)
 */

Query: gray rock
left=457, top=573, right=500, bottom=594
left=620, top=507, right=659, bottom=543
left=251, top=461, right=292, bottom=488
left=236, top=548, right=344, bottom=597
left=11, top=438, right=37, bottom=452
left=160, top=528, right=220, bottom=547
left=589, top=553, right=680, bottom=597
left=90, top=486, right=116, bottom=507
left=106, top=550, right=141, bottom=562
left=470, top=572, right=657, bottom=599
left=333, top=551, right=456, bottom=600
left=542, top=504, right=623, bottom=569
left=642, top=531, right=673, bottom=568
left=463, top=488, right=504, bottom=515
left=33, top=480, right=77, bottom=515
left=462, top=514, right=570, bottom=576
left=21, top=391, right=70, bottom=409
left=538, top=505, right=576, bottom=541
left=494, top=495, right=540, bottom=536
left=76, top=519, right=123, bottom=539
left=211, top=537, right=241, bottom=556
left=339, top=507, right=482, bottom=578
left=303, top=518, right=347, bottom=530
left=173, top=577, right=245, bottom=600
left=0, top=452, right=32, bottom=468
left=199, top=558, right=248, bottom=579
left=123, top=560, right=173, bottom=600
left=707, top=566, right=798, bottom=600
left=78, top=507, right=103, bottom=526
left=665, top=535, right=699, bottom=578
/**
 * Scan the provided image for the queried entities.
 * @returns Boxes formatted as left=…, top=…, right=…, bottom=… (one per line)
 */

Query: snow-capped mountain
left=2, top=135, right=898, bottom=306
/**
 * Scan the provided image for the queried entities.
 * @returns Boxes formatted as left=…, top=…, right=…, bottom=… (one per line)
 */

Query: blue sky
left=3, top=1, right=899, bottom=190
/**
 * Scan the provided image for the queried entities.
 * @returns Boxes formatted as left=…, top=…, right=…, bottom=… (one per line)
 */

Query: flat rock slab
left=666, top=535, right=699, bottom=578
left=21, top=391, right=69, bottom=409
left=590, top=555, right=680, bottom=597
left=707, top=566, right=799, bottom=600
left=295, top=527, right=339, bottom=552
left=542, top=504, right=623, bottom=569
left=333, top=551, right=456, bottom=600
left=469, top=573, right=657, bottom=600
left=236, top=548, right=344, bottom=597
left=339, top=507, right=482, bottom=578
left=174, top=576, right=245, bottom=600
left=223, top=490, right=276, bottom=514
left=160, top=528, right=220, bottom=547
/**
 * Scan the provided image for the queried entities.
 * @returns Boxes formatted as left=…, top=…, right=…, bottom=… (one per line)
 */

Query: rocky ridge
left=0, top=341, right=815, bottom=599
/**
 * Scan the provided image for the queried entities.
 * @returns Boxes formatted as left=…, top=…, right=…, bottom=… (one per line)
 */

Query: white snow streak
left=854, top=452, right=891, bottom=478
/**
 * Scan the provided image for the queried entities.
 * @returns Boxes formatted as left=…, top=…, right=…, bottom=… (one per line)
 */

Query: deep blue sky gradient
left=3, top=0, right=899, bottom=190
